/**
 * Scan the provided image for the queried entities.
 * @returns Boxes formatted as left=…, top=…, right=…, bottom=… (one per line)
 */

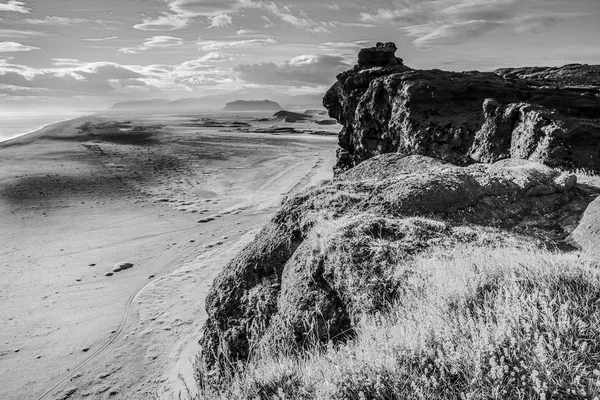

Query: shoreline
left=0, top=114, right=95, bottom=147
left=0, top=113, right=337, bottom=399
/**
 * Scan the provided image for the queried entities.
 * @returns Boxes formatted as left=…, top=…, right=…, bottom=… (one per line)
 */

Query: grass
left=195, top=240, right=600, bottom=400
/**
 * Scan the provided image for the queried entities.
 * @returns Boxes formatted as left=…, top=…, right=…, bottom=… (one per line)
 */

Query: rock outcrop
left=272, top=110, right=311, bottom=123
left=568, top=196, right=600, bottom=256
left=324, top=44, right=600, bottom=174
left=199, top=154, right=588, bottom=381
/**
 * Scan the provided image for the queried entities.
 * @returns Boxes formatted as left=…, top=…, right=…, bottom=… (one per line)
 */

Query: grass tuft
left=196, top=239, right=600, bottom=399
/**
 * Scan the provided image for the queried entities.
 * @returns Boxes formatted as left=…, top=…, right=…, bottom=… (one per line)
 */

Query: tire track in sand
left=34, top=253, right=187, bottom=400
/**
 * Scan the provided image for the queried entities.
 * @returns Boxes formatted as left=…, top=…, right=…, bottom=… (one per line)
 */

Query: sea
left=0, top=111, right=90, bottom=142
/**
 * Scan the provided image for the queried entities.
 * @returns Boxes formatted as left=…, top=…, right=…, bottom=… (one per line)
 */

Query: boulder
left=568, top=197, right=600, bottom=257
left=324, top=43, right=600, bottom=174
left=199, top=154, right=587, bottom=381
left=357, top=42, right=404, bottom=68
left=272, top=110, right=311, bottom=123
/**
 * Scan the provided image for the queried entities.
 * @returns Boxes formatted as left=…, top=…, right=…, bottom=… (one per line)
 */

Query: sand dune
left=0, top=114, right=336, bottom=399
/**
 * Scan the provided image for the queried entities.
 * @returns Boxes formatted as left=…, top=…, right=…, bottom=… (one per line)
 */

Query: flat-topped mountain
left=222, top=100, right=282, bottom=111
left=107, top=92, right=323, bottom=112
left=109, top=99, right=171, bottom=111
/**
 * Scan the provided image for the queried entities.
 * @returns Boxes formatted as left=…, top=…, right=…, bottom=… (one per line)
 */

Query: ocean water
left=0, top=111, right=88, bottom=142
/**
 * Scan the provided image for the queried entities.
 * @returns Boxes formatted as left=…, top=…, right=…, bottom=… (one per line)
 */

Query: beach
left=0, top=113, right=337, bottom=399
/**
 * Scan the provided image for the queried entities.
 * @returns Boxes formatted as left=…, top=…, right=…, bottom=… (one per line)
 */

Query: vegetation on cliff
left=195, top=43, right=600, bottom=399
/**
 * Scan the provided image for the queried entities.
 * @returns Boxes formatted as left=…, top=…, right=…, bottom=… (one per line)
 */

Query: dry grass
left=195, top=240, right=600, bottom=399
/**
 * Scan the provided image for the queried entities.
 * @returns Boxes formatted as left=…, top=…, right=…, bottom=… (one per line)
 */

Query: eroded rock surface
left=568, top=197, right=600, bottom=256
left=199, top=154, right=587, bottom=380
left=324, top=43, right=600, bottom=174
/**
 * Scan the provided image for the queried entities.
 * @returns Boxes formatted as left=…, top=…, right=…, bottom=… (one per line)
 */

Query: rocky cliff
left=323, top=43, right=600, bottom=174
left=198, top=43, right=600, bottom=387
left=199, top=154, right=594, bottom=382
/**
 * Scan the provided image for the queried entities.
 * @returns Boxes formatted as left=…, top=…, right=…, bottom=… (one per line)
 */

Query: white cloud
left=23, top=16, right=121, bottom=29
left=407, top=20, right=504, bottom=49
left=133, top=13, right=189, bottom=31
left=196, top=37, right=276, bottom=51
left=82, top=36, right=118, bottom=42
left=0, top=56, right=238, bottom=98
left=236, top=28, right=256, bottom=35
left=0, top=60, right=154, bottom=97
left=360, top=0, right=589, bottom=48
left=197, top=51, right=232, bottom=62
left=0, top=0, right=29, bottom=13
left=0, top=29, right=46, bottom=38
left=0, top=41, right=39, bottom=52
left=207, top=14, right=232, bottom=28
left=118, top=36, right=183, bottom=54
left=233, top=54, right=349, bottom=87
left=133, top=0, right=245, bottom=31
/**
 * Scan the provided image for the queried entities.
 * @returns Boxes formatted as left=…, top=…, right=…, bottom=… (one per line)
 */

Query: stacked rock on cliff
left=323, top=43, right=600, bottom=174
left=199, top=154, right=590, bottom=381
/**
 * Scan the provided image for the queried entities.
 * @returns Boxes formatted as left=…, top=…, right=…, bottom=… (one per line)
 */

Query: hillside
left=196, top=42, right=600, bottom=399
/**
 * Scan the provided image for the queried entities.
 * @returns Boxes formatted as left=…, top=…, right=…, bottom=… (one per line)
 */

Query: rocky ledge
left=199, top=154, right=597, bottom=381
left=324, top=43, right=600, bottom=174
left=198, top=43, right=600, bottom=387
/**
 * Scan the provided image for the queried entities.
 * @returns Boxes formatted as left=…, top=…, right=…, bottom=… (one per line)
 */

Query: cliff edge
left=324, top=43, right=600, bottom=174
left=197, top=44, right=600, bottom=396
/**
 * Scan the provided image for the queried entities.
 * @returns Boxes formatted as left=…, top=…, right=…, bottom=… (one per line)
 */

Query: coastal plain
left=0, top=112, right=338, bottom=399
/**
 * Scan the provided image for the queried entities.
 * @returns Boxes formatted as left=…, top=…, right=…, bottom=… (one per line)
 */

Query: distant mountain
left=222, top=100, right=282, bottom=111
left=109, top=99, right=171, bottom=111
left=107, top=90, right=325, bottom=113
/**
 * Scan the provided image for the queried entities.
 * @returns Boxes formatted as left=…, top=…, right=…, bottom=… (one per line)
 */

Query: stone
left=113, top=262, right=133, bottom=273
left=357, top=42, right=404, bottom=68
left=568, top=197, right=600, bottom=257
left=323, top=43, right=600, bottom=174
left=199, top=154, right=587, bottom=381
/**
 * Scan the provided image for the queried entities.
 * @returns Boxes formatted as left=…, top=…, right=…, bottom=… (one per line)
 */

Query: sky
left=0, top=0, right=599, bottom=111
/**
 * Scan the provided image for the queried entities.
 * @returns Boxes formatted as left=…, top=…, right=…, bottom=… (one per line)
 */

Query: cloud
left=236, top=28, right=257, bottom=35
left=0, top=29, right=46, bottom=38
left=360, top=0, right=589, bottom=48
left=0, top=41, right=39, bottom=52
left=196, top=37, right=276, bottom=51
left=0, top=61, right=155, bottom=97
left=207, top=14, right=232, bottom=28
left=257, top=2, right=334, bottom=32
left=133, top=13, right=189, bottom=31
left=82, top=36, right=118, bottom=42
left=118, top=36, right=183, bottom=54
left=197, top=51, right=232, bottom=62
left=408, top=20, right=504, bottom=48
left=0, top=0, right=29, bottom=13
left=23, top=16, right=121, bottom=29
left=233, top=54, right=349, bottom=87
left=0, top=53, right=240, bottom=100
left=133, top=0, right=244, bottom=31
left=360, top=8, right=422, bottom=24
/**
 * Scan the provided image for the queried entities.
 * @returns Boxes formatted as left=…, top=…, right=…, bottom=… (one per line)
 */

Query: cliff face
left=198, top=43, right=600, bottom=386
left=324, top=44, right=600, bottom=174
left=199, top=154, right=590, bottom=381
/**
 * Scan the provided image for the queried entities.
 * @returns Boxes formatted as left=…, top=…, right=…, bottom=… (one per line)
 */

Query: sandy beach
left=0, top=114, right=337, bottom=399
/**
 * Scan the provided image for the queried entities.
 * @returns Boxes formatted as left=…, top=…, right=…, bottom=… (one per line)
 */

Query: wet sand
left=0, top=114, right=337, bottom=399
